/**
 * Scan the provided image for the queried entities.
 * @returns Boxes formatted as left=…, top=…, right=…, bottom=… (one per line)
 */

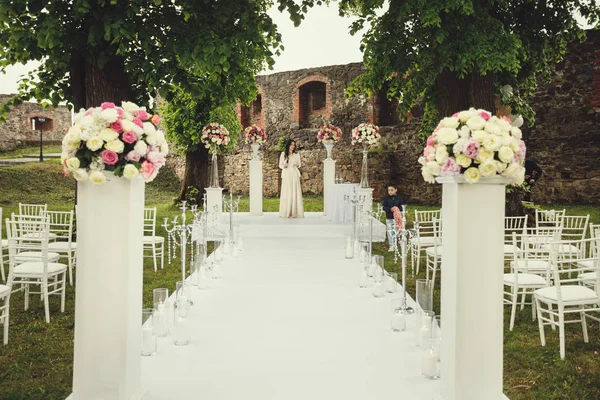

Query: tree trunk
left=436, top=70, right=470, bottom=118
left=179, top=148, right=210, bottom=204
left=469, top=71, right=496, bottom=112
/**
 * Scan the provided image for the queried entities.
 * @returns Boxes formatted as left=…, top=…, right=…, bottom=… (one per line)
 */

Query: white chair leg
left=152, top=244, right=158, bottom=272
left=61, top=273, right=66, bottom=313
left=3, top=306, right=8, bottom=345
left=42, top=281, right=50, bottom=323
left=581, top=310, right=589, bottom=343
left=67, top=252, right=73, bottom=285
left=559, top=310, right=566, bottom=360
left=510, top=286, right=518, bottom=331
left=0, top=257, right=5, bottom=282
left=24, top=285, right=30, bottom=311
left=160, top=241, right=165, bottom=270
left=535, top=298, right=546, bottom=347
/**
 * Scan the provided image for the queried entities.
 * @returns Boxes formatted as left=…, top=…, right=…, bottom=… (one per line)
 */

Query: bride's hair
left=284, top=139, right=296, bottom=160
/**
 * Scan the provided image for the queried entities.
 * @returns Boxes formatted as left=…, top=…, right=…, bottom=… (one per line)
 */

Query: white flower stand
left=69, top=172, right=145, bottom=400
left=249, top=144, right=263, bottom=216
left=436, top=176, right=510, bottom=400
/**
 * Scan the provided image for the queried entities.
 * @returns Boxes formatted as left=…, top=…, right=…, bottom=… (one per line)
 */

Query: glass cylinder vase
left=359, top=146, right=369, bottom=188
left=209, top=144, right=220, bottom=188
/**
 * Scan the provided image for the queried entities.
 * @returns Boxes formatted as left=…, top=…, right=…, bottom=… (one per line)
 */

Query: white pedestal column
left=70, top=172, right=145, bottom=400
left=437, top=176, right=509, bottom=400
left=249, top=159, right=263, bottom=216
left=358, top=187, right=373, bottom=212
left=323, top=159, right=336, bottom=217
left=206, top=187, right=223, bottom=214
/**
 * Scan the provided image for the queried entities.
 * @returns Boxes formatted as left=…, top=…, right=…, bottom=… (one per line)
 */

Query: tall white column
left=249, top=159, right=263, bottom=216
left=206, top=187, right=223, bottom=214
left=70, top=172, right=145, bottom=400
left=437, top=176, right=509, bottom=400
left=323, top=159, right=336, bottom=217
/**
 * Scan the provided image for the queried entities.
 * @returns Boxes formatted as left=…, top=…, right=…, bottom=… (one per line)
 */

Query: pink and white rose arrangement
left=317, top=124, right=342, bottom=144
left=201, top=122, right=230, bottom=152
left=418, top=108, right=526, bottom=184
left=351, top=122, right=380, bottom=147
left=243, top=124, right=267, bottom=145
left=60, top=101, right=169, bottom=185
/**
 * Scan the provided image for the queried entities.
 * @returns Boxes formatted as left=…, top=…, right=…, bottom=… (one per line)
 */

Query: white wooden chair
left=553, top=215, right=590, bottom=260
left=425, top=218, right=443, bottom=290
left=410, top=209, right=441, bottom=275
left=533, top=237, right=600, bottom=359
left=18, top=203, right=47, bottom=217
left=0, top=220, right=10, bottom=343
left=11, top=214, right=60, bottom=264
left=47, top=211, right=77, bottom=285
left=535, top=209, right=565, bottom=229
left=0, top=207, right=7, bottom=282
left=143, top=208, right=165, bottom=272
left=578, top=224, right=600, bottom=290
left=5, top=216, right=68, bottom=323
left=503, top=232, right=552, bottom=331
left=504, top=216, right=527, bottom=263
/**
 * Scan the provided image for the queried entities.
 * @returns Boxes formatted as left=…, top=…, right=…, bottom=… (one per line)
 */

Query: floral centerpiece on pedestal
left=418, top=108, right=526, bottom=184
left=201, top=122, right=230, bottom=188
left=351, top=122, right=380, bottom=188
left=60, top=101, right=169, bottom=185
left=243, top=124, right=267, bottom=145
left=317, top=124, right=342, bottom=144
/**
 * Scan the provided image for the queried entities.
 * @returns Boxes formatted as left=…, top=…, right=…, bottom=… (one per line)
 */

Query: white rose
left=421, top=166, right=436, bottom=183
left=216, top=138, right=223, bottom=145
left=501, top=132, right=512, bottom=146
left=159, top=142, right=169, bottom=156
left=437, top=127, right=459, bottom=145
left=456, top=154, right=472, bottom=168
left=123, top=164, right=139, bottom=180
left=478, top=162, right=497, bottom=177
left=100, top=108, right=119, bottom=123
left=145, top=134, right=158, bottom=146
left=79, top=130, right=90, bottom=141
left=511, top=127, right=522, bottom=140
left=426, top=161, right=441, bottom=176
left=435, top=145, right=449, bottom=164
left=483, top=135, right=502, bottom=152
left=458, top=109, right=477, bottom=123
left=484, top=121, right=501, bottom=135
left=418, top=156, right=427, bottom=166
left=495, top=118, right=512, bottom=133
left=100, top=128, right=119, bottom=142
left=132, top=125, right=144, bottom=138
left=86, top=136, right=104, bottom=151
left=495, top=161, right=508, bottom=173
left=464, top=167, right=481, bottom=183
left=66, top=157, right=80, bottom=172
left=122, top=101, right=139, bottom=113
left=80, top=115, right=94, bottom=129
left=121, top=119, right=134, bottom=132
left=509, top=138, right=520, bottom=153
left=143, top=122, right=156, bottom=135
left=90, top=157, right=105, bottom=171
left=476, top=148, right=494, bottom=164
left=105, top=139, right=125, bottom=153
left=89, top=170, right=106, bottom=185
left=472, top=130, right=488, bottom=143
left=459, top=125, right=471, bottom=139
left=503, top=163, right=525, bottom=184
left=134, top=141, right=148, bottom=156
left=73, top=169, right=88, bottom=182
left=441, top=117, right=460, bottom=129
left=466, top=115, right=486, bottom=131
left=211, top=137, right=217, bottom=143
left=498, top=146, right=515, bottom=163
left=64, top=130, right=80, bottom=144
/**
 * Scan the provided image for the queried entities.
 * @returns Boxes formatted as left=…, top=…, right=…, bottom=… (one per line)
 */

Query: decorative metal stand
left=163, top=200, right=194, bottom=305
left=222, top=191, right=241, bottom=253
left=360, top=145, right=369, bottom=188
left=359, top=203, right=384, bottom=265
left=392, top=205, right=415, bottom=314
left=209, top=144, right=220, bottom=188
left=344, top=187, right=366, bottom=257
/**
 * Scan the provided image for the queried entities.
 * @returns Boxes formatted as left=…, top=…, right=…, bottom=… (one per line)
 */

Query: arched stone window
left=293, top=75, right=332, bottom=129
left=27, top=114, right=55, bottom=131
left=372, top=82, right=399, bottom=126
left=237, top=88, right=265, bottom=129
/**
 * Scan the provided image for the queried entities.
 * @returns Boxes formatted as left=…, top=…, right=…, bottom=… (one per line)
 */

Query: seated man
left=524, top=158, right=543, bottom=202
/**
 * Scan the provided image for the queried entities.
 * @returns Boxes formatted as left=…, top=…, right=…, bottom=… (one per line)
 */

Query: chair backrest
left=47, top=210, right=74, bottom=242
left=5, top=216, right=51, bottom=281
left=535, top=209, right=565, bottom=229
left=525, top=225, right=562, bottom=249
left=18, top=203, right=48, bottom=217
left=511, top=232, right=551, bottom=276
left=432, top=218, right=442, bottom=245
left=144, top=207, right=157, bottom=237
left=505, top=216, right=527, bottom=244
left=414, top=209, right=441, bottom=224
left=0, top=207, right=3, bottom=242
left=560, top=215, right=589, bottom=241
left=414, top=209, right=441, bottom=238
left=550, top=237, right=600, bottom=304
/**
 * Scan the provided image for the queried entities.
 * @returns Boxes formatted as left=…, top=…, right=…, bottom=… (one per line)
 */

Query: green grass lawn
left=1, top=162, right=600, bottom=399
left=0, top=145, right=63, bottom=160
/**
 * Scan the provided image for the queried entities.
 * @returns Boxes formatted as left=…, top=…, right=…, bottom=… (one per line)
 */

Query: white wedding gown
left=279, top=152, right=304, bottom=218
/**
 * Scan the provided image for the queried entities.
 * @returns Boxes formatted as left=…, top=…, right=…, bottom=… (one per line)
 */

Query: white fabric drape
left=278, top=152, right=304, bottom=218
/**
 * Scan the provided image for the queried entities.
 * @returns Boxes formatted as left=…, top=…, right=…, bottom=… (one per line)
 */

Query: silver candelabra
left=344, top=187, right=367, bottom=256
left=391, top=204, right=415, bottom=314
left=360, top=203, right=384, bottom=265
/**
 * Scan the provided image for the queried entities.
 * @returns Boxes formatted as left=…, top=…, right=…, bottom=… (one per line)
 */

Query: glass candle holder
left=422, top=338, right=441, bottom=380
left=197, top=263, right=209, bottom=289
left=416, top=279, right=434, bottom=313
left=359, top=265, right=369, bottom=288
left=359, top=243, right=368, bottom=262
left=141, top=308, right=157, bottom=356
left=390, top=299, right=407, bottom=332
left=372, top=272, right=385, bottom=298
left=176, top=281, right=190, bottom=318
left=417, top=309, right=435, bottom=348
left=345, top=236, right=354, bottom=259
left=385, top=272, right=398, bottom=293
left=152, top=288, right=169, bottom=338
left=433, top=316, right=442, bottom=361
left=173, top=302, right=190, bottom=346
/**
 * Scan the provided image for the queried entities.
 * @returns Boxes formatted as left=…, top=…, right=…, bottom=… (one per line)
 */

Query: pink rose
left=463, top=139, right=480, bottom=159
left=101, top=102, right=115, bottom=110
left=140, top=161, right=155, bottom=180
left=441, top=158, right=461, bottom=176
left=479, top=111, right=491, bottom=121
left=122, top=130, right=137, bottom=144
left=101, top=150, right=119, bottom=165
left=116, top=108, right=124, bottom=118
left=136, top=110, right=150, bottom=120
left=132, top=117, right=143, bottom=128
left=452, top=112, right=459, bottom=117
left=501, top=116, right=511, bottom=123
left=426, top=135, right=436, bottom=147
left=110, top=120, right=123, bottom=133
left=515, top=140, right=527, bottom=162
left=84, top=108, right=93, bottom=116
left=151, top=114, right=160, bottom=125
left=125, top=150, right=141, bottom=162
left=146, top=149, right=165, bottom=167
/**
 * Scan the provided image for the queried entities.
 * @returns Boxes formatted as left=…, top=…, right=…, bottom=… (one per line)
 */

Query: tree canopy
left=0, top=0, right=323, bottom=118
left=339, top=0, right=600, bottom=135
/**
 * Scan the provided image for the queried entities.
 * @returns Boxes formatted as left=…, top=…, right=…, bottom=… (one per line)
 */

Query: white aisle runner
left=141, top=213, right=439, bottom=400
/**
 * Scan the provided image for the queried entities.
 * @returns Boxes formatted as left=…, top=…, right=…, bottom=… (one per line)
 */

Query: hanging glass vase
left=360, top=144, right=369, bottom=188
left=209, top=144, right=220, bottom=188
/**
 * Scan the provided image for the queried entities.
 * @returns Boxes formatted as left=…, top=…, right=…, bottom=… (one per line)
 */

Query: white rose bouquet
left=317, top=124, right=342, bottom=144
left=60, top=101, right=169, bottom=185
left=418, top=108, right=526, bottom=184
left=243, top=124, right=267, bottom=145
left=351, top=123, right=380, bottom=147
left=201, top=122, right=230, bottom=153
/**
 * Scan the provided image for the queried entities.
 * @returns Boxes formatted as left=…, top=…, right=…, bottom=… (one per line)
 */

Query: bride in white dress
left=279, top=139, right=304, bottom=218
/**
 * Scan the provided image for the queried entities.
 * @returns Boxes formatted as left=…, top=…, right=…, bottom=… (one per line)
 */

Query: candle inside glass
left=422, top=349, right=439, bottom=379
left=154, top=302, right=168, bottom=337
left=141, top=324, right=156, bottom=356
left=372, top=282, right=384, bottom=297
left=391, top=312, right=406, bottom=331
left=359, top=269, right=369, bottom=288
left=385, top=274, right=397, bottom=293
